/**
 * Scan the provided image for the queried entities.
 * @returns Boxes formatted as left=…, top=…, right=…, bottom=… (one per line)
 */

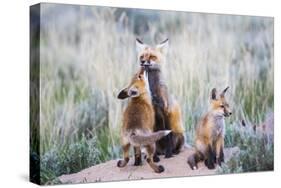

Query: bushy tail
left=129, top=130, right=172, bottom=146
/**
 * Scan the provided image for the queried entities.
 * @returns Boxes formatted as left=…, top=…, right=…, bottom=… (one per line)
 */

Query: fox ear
left=220, top=86, right=229, bottom=98
left=136, top=38, right=146, bottom=54
left=156, top=38, right=169, bottom=55
left=211, top=88, right=217, bottom=100
left=117, top=88, right=129, bottom=99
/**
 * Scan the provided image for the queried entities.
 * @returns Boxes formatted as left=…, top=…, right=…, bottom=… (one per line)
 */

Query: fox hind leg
left=117, top=143, right=130, bottom=168
left=145, top=144, right=165, bottom=173
left=134, top=146, right=142, bottom=166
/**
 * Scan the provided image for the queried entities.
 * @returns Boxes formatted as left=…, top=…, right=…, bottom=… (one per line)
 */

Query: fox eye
left=220, top=105, right=224, bottom=108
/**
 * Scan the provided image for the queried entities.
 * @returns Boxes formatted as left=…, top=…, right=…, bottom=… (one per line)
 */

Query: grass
left=31, top=4, right=273, bottom=184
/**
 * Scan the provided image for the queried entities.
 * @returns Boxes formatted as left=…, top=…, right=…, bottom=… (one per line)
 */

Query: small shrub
left=40, top=135, right=101, bottom=184
left=219, top=122, right=274, bottom=174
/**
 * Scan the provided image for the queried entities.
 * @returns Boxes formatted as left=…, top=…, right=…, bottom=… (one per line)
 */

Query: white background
left=0, top=0, right=279, bottom=187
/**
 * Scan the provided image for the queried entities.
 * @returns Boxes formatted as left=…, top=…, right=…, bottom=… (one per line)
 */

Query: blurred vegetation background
left=30, top=3, right=273, bottom=184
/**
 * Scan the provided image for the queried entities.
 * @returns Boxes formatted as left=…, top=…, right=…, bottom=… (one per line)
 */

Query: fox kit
left=135, top=38, right=185, bottom=159
left=188, top=87, right=232, bottom=170
left=117, top=68, right=171, bottom=173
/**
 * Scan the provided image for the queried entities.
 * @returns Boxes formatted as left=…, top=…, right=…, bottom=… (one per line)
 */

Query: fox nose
left=143, top=60, right=151, bottom=66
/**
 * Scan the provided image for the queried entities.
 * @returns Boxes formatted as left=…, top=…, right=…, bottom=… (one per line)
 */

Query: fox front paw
left=164, top=151, right=173, bottom=158
left=205, top=159, right=215, bottom=169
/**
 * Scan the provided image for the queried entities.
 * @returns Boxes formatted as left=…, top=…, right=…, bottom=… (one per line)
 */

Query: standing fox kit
left=117, top=68, right=171, bottom=173
left=188, top=87, right=232, bottom=170
left=135, top=39, right=185, bottom=159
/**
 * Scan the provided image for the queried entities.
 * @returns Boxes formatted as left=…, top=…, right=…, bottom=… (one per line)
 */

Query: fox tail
left=129, top=130, right=172, bottom=146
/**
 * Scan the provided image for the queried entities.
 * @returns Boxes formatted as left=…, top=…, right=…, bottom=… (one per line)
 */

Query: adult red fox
left=135, top=38, right=185, bottom=159
left=188, top=87, right=232, bottom=170
left=117, top=68, right=171, bottom=173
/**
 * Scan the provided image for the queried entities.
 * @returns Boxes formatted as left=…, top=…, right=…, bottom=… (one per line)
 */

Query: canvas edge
left=30, top=3, right=41, bottom=185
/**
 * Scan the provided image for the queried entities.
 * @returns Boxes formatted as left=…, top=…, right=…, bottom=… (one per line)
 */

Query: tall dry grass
left=34, top=4, right=273, bottom=184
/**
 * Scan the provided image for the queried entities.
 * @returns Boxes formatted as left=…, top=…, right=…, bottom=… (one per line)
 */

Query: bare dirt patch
left=59, top=147, right=239, bottom=184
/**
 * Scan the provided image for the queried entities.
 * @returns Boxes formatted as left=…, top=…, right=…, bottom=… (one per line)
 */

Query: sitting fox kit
left=188, top=87, right=232, bottom=170
left=135, top=39, right=185, bottom=158
left=117, top=68, right=171, bottom=173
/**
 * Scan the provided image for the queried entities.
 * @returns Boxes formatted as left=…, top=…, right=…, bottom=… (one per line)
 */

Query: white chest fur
left=212, top=115, right=225, bottom=139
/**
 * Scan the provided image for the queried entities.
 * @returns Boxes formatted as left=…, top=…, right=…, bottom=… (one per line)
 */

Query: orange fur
left=168, top=99, right=184, bottom=134
left=136, top=39, right=185, bottom=157
left=188, top=87, right=232, bottom=170
left=117, top=68, right=167, bottom=173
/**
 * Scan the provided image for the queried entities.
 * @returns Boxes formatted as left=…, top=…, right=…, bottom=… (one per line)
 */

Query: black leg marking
left=156, top=150, right=162, bottom=155
left=173, top=149, right=180, bottom=155
left=218, top=147, right=224, bottom=166
left=134, top=156, right=142, bottom=166
left=172, top=133, right=184, bottom=155
left=153, top=154, right=160, bottom=163
left=213, top=148, right=217, bottom=164
left=205, top=145, right=215, bottom=169
left=134, top=147, right=142, bottom=166
left=165, top=133, right=173, bottom=158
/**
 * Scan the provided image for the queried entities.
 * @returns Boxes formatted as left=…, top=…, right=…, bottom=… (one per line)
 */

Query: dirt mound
left=59, top=147, right=239, bottom=184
